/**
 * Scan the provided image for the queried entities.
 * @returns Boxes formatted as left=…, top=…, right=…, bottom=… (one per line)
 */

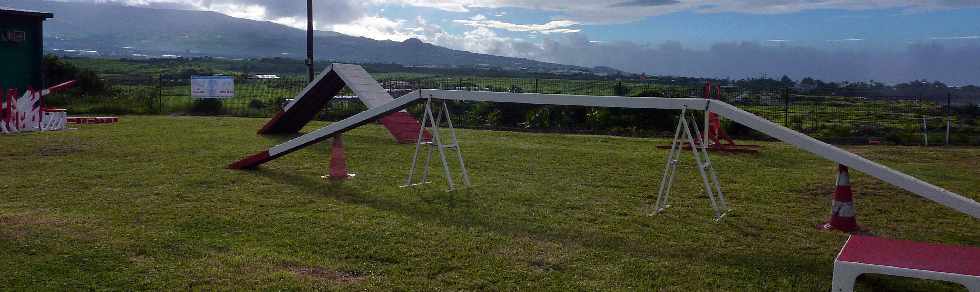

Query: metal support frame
left=403, top=96, right=471, bottom=191
left=655, top=107, right=730, bottom=220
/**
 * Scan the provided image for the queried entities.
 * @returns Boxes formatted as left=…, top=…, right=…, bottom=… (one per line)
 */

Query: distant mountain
left=1, top=0, right=587, bottom=72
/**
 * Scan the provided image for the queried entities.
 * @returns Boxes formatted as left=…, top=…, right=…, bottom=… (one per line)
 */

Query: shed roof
left=0, top=7, right=54, bottom=19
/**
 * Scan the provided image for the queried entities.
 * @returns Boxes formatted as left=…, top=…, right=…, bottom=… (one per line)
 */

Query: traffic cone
left=822, top=164, right=858, bottom=232
left=325, top=134, right=354, bottom=180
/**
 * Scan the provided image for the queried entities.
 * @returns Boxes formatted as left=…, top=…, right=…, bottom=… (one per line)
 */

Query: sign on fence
left=191, top=76, right=234, bottom=99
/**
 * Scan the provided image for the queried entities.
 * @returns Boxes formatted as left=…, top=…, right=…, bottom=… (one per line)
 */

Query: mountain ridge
left=1, top=0, right=596, bottom=73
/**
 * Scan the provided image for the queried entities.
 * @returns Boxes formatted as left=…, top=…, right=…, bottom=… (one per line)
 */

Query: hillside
left=0, top=0, right=589, bottom=72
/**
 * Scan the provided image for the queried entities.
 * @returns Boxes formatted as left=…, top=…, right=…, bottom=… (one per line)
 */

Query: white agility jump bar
left=229, top=89, right=980, bottom=220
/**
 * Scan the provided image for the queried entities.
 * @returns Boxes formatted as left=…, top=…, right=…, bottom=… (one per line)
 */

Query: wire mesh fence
left=42, top=74, right=980, bottom=145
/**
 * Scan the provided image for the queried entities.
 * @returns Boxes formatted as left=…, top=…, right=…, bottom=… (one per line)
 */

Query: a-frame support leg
left=403, top=97, right=471, bottom=191
left=655, top=107, right=731, bottom=220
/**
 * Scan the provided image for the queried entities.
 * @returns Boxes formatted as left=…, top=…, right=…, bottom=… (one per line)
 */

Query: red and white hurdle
left=1, top=81, right=77, bottom=134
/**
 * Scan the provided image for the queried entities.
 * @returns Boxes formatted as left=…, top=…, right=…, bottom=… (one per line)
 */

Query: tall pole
left=946, top=93, right=952, bottom=146
left=306, top=0, right=315, bottom=82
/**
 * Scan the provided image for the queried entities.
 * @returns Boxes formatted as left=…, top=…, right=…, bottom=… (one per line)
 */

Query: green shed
left=1, top=7, right=53, bottom=95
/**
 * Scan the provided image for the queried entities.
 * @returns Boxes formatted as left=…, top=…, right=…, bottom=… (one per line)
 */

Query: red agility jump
left=657, top=81, right=762, bottom=153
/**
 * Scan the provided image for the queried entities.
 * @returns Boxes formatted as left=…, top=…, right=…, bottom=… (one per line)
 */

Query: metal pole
left=946, top=118, right=951, bottom=146
left=946, top=93, right=952, bottom=146
left=783, top=87, right=790, bottom=127
left=306, top=0, right=315, bottom=83
left=158, top=73, right=163, bottom=113
left=922, top=116, right=928, bottom=147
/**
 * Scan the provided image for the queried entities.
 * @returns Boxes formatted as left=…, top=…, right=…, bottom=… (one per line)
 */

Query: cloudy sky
left=52, top=0, right=980, bottom=84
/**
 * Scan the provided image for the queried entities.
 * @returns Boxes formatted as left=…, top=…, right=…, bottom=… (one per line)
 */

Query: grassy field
left=1, top=116, right=978, bottom=290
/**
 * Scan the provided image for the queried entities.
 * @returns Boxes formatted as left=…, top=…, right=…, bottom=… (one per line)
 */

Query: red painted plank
left=839, top=235, right=980, bottom=276
left=379, top=111, right=429, bottom=144
left=257, top=111, right=286, bottom=134
left=227, top=150, right=272, bottom=169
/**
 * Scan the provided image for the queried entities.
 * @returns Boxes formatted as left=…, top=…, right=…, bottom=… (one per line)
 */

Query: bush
left=43, top=54, right=108, bottom=95
left=190, top=99, right=224, bottom=115
left=723, top=120, right=760, bottom=138
left=248, top=99, right=267, bottom=110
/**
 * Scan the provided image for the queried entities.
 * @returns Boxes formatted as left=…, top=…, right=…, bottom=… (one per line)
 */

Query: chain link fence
left=42, top=74, right=980, bottom=145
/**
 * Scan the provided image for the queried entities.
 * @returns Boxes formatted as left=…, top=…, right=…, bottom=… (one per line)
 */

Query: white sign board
left=191, top=76, right=235, bottom=99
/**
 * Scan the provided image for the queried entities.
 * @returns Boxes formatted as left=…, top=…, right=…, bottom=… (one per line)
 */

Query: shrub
left=190, top=99, right=224, bottom=115
left=248, top=99, right=267, bottom=110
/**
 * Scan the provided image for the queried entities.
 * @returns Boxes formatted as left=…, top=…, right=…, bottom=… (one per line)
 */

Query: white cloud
left=452, top=18, right=581, bottom=34
left=930, top=35, right=980, bottom=40
left=380, top=0, right=980, bottom=23
left=374, top=0, right=472, bottom=12
left=331, top=16, right=419, bottom=41
left=57, top=0, right=980, bottom=26
left=58, top=0, right=368, bottom=26
left=208, top=3, right=267, bottom=21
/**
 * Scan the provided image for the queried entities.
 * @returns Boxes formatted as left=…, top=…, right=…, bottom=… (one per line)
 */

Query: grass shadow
left=245, top=166, right=837, bottom=286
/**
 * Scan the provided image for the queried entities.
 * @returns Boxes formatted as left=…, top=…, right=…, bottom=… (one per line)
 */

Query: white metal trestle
left=402, top=96, right=471, bottom=191
left=655, top=107, right=730, bottom=220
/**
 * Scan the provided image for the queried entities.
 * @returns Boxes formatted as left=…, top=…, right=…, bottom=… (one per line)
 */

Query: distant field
left=2, top=116, right=977, bottom=290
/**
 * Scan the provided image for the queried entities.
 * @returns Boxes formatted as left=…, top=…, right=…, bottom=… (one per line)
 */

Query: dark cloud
left=508, top=34, right=980, bottom=85
left=220, top=0, right=362, bottom=24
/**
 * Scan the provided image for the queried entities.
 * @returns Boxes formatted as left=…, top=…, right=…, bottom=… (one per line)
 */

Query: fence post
left=534, top=79, right=539, bottom=93
left=157, top=74, right=164, bottom=114
left=922, top=116, right=929, bottom=147
left=783, top=87, right=790, bottom=127
left=946, top=93, right=952, bottom=146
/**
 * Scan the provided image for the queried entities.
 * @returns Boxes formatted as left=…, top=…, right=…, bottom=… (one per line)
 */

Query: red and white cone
left=325, top=134, right=355, bottom=180
left=822, top=164, right=858, bottom=232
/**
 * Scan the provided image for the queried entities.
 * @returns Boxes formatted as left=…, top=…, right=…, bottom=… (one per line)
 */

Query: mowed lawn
left=1, top=116, right=978, bottom=291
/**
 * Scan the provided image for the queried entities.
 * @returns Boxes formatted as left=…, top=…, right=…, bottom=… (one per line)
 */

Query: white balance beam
left=229, top=89, right=980, bottom=220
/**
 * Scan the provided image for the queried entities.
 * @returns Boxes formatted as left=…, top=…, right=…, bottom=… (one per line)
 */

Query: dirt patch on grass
left=36, top=137, right=87, bottom=156
left=0, top=210, right=99, bottom=242
left=496, top=235, right=568, bottom=273
left=283, top=263, right=366, bottom=284
left=0, top=211, right=69, bottom=240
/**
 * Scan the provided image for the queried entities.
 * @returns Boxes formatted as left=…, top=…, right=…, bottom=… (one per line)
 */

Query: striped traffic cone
left=822, top=164, right=858, bottom=232
left=325, top=134, right=355, bottom=180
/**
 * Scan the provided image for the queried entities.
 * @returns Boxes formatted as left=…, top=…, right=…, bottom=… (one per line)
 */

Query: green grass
left=1, top=116, right=978, bottom=290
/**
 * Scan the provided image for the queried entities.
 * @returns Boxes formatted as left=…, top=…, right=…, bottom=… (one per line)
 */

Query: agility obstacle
left=655, top=107, right=729, bottom=219
left=323, top=134, right=355, bottom=180
left=257, top=63, right=426, bottom=143
left=66, top=117, right=119, bottom=124
left=1, top=80, right=76, bottom=134
left=656, top=81, right=761, bottom=153
left=833, top=235, right=980, bottom=291
left=229, top=87, right=980, bottom=222
left=823, top=165, right=859, bottom=232
left=402, top=96, right=471, bottom=191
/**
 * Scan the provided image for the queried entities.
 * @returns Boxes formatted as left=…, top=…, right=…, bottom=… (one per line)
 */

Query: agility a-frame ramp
left=229, top=89, right=980, bottom=220
left=258, top=63, right=425, bottom=143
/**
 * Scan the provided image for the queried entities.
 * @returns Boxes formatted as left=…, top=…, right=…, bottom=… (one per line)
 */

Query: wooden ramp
left=258, top=63, right=425, bottom=143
